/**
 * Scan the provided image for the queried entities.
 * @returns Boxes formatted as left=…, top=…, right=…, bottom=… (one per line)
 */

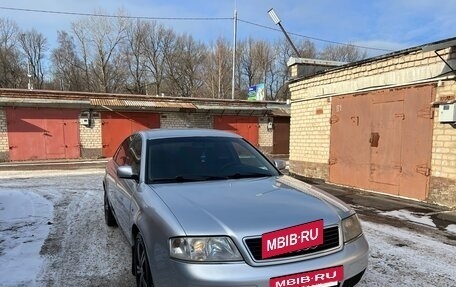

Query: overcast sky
left=1, top=0, right=455, bottom=57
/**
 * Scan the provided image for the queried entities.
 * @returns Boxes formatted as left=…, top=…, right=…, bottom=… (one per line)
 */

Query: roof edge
left=288, top=37, right=456, bottom=84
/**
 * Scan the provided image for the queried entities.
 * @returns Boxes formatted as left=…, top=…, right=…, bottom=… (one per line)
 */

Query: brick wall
left=160, top=112, right=213, bottom=129
left=289, top=48, right=454, bottom=101
left=430, top=80, right=456, bottom=208
left=0, top=108, right=9, bottom=161
left=289, top=98, right=331, bottom=179
left=258, top=116, right=273, bottom=154
left=79, top=112, right=102, bottom=158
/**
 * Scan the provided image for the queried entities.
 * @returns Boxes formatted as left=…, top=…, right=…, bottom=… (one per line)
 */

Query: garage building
left=0, top=90, right=289, bottom=161
left=288, top=38, right=456, bottom=208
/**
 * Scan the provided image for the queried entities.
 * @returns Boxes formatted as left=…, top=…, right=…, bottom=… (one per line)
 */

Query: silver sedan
left=103, top=129, right=369, bottom=287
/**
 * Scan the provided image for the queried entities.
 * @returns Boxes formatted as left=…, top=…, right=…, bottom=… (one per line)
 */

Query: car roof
left=139, top=128, right=243, bottom=140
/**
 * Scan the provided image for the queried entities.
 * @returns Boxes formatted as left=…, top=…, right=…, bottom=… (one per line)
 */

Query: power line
left=0, top=6, right=393, bottom=52
left=238, top=19, right=393, bottom=52
left=0, top=6, right=232, bottom=21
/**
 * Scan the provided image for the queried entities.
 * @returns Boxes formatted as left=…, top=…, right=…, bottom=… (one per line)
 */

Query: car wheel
left=104, top=191, right=117, bottom=227
left=134, top=233, right=154, bottom=287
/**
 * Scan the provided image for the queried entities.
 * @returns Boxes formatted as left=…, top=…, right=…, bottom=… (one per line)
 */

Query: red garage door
left=101, top=112, right=160, bottom=157
left=214, top=115, right=259, bottom=146
left=272, top=117, right=290, bottom=154
left=329, top=85, right=434, bottom=200
left=6, top=107, right=80, bottom=161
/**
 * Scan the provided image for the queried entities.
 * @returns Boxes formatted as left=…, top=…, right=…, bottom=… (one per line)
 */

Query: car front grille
left=244, top=226, right=340, bottom=261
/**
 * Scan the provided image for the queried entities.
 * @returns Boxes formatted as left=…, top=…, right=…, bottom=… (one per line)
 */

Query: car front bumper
left=152, top=235, right=369, bottom=287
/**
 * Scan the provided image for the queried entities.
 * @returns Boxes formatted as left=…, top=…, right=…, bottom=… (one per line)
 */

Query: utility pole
left=231, top=9, right=237, bottom=100
left=27, top=61, right=33, bottom=90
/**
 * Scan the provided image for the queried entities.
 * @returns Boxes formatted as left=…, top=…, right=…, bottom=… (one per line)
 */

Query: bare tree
left=51, top=31, right=85, bottom=91
left=203, top=37, right=232, bottom=98
left=240, top=38, right=259, bottom=88
left=123, top=19, right=148, bottom=94
left=267, top=39, right=317, bottom=100
left=18, top=29, right=48, bottom=89
left=141, top=21, right=176, bottom=96
left=2, top=14, right=371, bottom=102
left=239, top=38, right=285, bottom=100
left=70, top=19, right=92, bottom=91
left=320, top=44, right=367, bottom=62
left=264, top=42, right=283, bottom=100
left=297, top=39, right=317, bottom=59
left=0, top=18, right=24, bottom=88
left=164, top=34, right=206, bottom=97
left=232, top=40, right=245, bottom=99
left=71, top=10, right=128, bottom=93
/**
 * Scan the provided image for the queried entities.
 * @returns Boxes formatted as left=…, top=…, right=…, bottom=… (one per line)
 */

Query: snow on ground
left=379, top=209, right=436, bottom=228
left=0, top=185, right=52, bottom=286
left=0, top=169, right=455, bottom=286
left=0, top=169, right=133, bottom=287
left=358, top=220, right=456, bottom=286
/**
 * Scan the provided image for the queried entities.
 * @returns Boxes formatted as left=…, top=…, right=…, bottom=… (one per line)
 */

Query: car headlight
left=170, top=237, right=242, bottom=262
left=342, top=214, right=363, bottom=243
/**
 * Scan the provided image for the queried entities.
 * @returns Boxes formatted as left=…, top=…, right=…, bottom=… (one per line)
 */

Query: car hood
left=150, top=175, right=352, bottom=238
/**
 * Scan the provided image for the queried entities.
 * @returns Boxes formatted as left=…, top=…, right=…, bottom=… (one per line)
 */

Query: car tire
left=104, top=191, right=117, bottom=227
left=134, top=233, right=154, bottom=287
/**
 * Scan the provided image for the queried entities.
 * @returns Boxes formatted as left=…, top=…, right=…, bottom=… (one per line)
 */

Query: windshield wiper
left=150, top=173, right=272, bottom=183
left=151, top=176, right=203, bottom=183
left=151, top=175, right=227, bottom=183
left=225, top=172, right=272, bottom=179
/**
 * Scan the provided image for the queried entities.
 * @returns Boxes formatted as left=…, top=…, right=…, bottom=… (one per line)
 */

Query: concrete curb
left=0, top=159, right=109, bottom=171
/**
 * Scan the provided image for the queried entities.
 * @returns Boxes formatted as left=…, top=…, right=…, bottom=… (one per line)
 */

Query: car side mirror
left=117, top=165, right=138, bottom=180
left=274, top=159, right=287, bottom=171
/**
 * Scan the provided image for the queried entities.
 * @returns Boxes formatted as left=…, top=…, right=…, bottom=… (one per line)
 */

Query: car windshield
left=145, top=136, right=279, bottom=184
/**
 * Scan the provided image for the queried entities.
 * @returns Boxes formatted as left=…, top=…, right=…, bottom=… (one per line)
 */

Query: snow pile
left=0, top=189, right=52, bottom=286
left=379, top=209, right=436, bottom=227
left=447, top=224, right=456, bottom=234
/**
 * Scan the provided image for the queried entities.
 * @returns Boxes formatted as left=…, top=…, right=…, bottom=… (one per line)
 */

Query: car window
left=113, top=138, right=130, bottom=166
left=146, top=136, right=279, bottom=184
left=129, top=135, right=142, bottom=175
left=113, top=134, right=142, bottom=176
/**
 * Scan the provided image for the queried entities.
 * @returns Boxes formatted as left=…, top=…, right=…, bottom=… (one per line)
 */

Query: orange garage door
left=214, top=115, right=259, bottom=146
left=6, top=107, right=80, bottom=161
left=101, top=112, right=160, bottom=157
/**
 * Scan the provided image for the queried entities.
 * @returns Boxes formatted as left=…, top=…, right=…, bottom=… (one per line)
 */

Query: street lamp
left=268, top=8, right=301, bottom=58
left=267, top=9, right=281, bottom=25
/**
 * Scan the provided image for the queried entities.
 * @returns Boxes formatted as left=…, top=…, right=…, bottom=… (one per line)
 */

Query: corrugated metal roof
left=194, top=104, right=268, bottom=111
left=270, top=108, right=290, bottom=117
left=0, top=97, right=89, bottom=106
left=90, top=98, right=196, bottom=109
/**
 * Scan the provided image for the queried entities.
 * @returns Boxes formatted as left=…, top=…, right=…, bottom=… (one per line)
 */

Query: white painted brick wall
left=258, top=117, right=273, bottom=149
left=290, top=98, right=331, bottom=164
left=0, top=108, right=9, bottom=153
left=432, top=80, right=456, bottom=180
left=160, top=112, right=213, bottom=129
left=79, top=114, right=102, bottom=149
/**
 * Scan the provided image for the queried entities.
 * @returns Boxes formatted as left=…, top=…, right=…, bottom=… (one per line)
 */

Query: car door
left=112, top=134, right=142, bottom=232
